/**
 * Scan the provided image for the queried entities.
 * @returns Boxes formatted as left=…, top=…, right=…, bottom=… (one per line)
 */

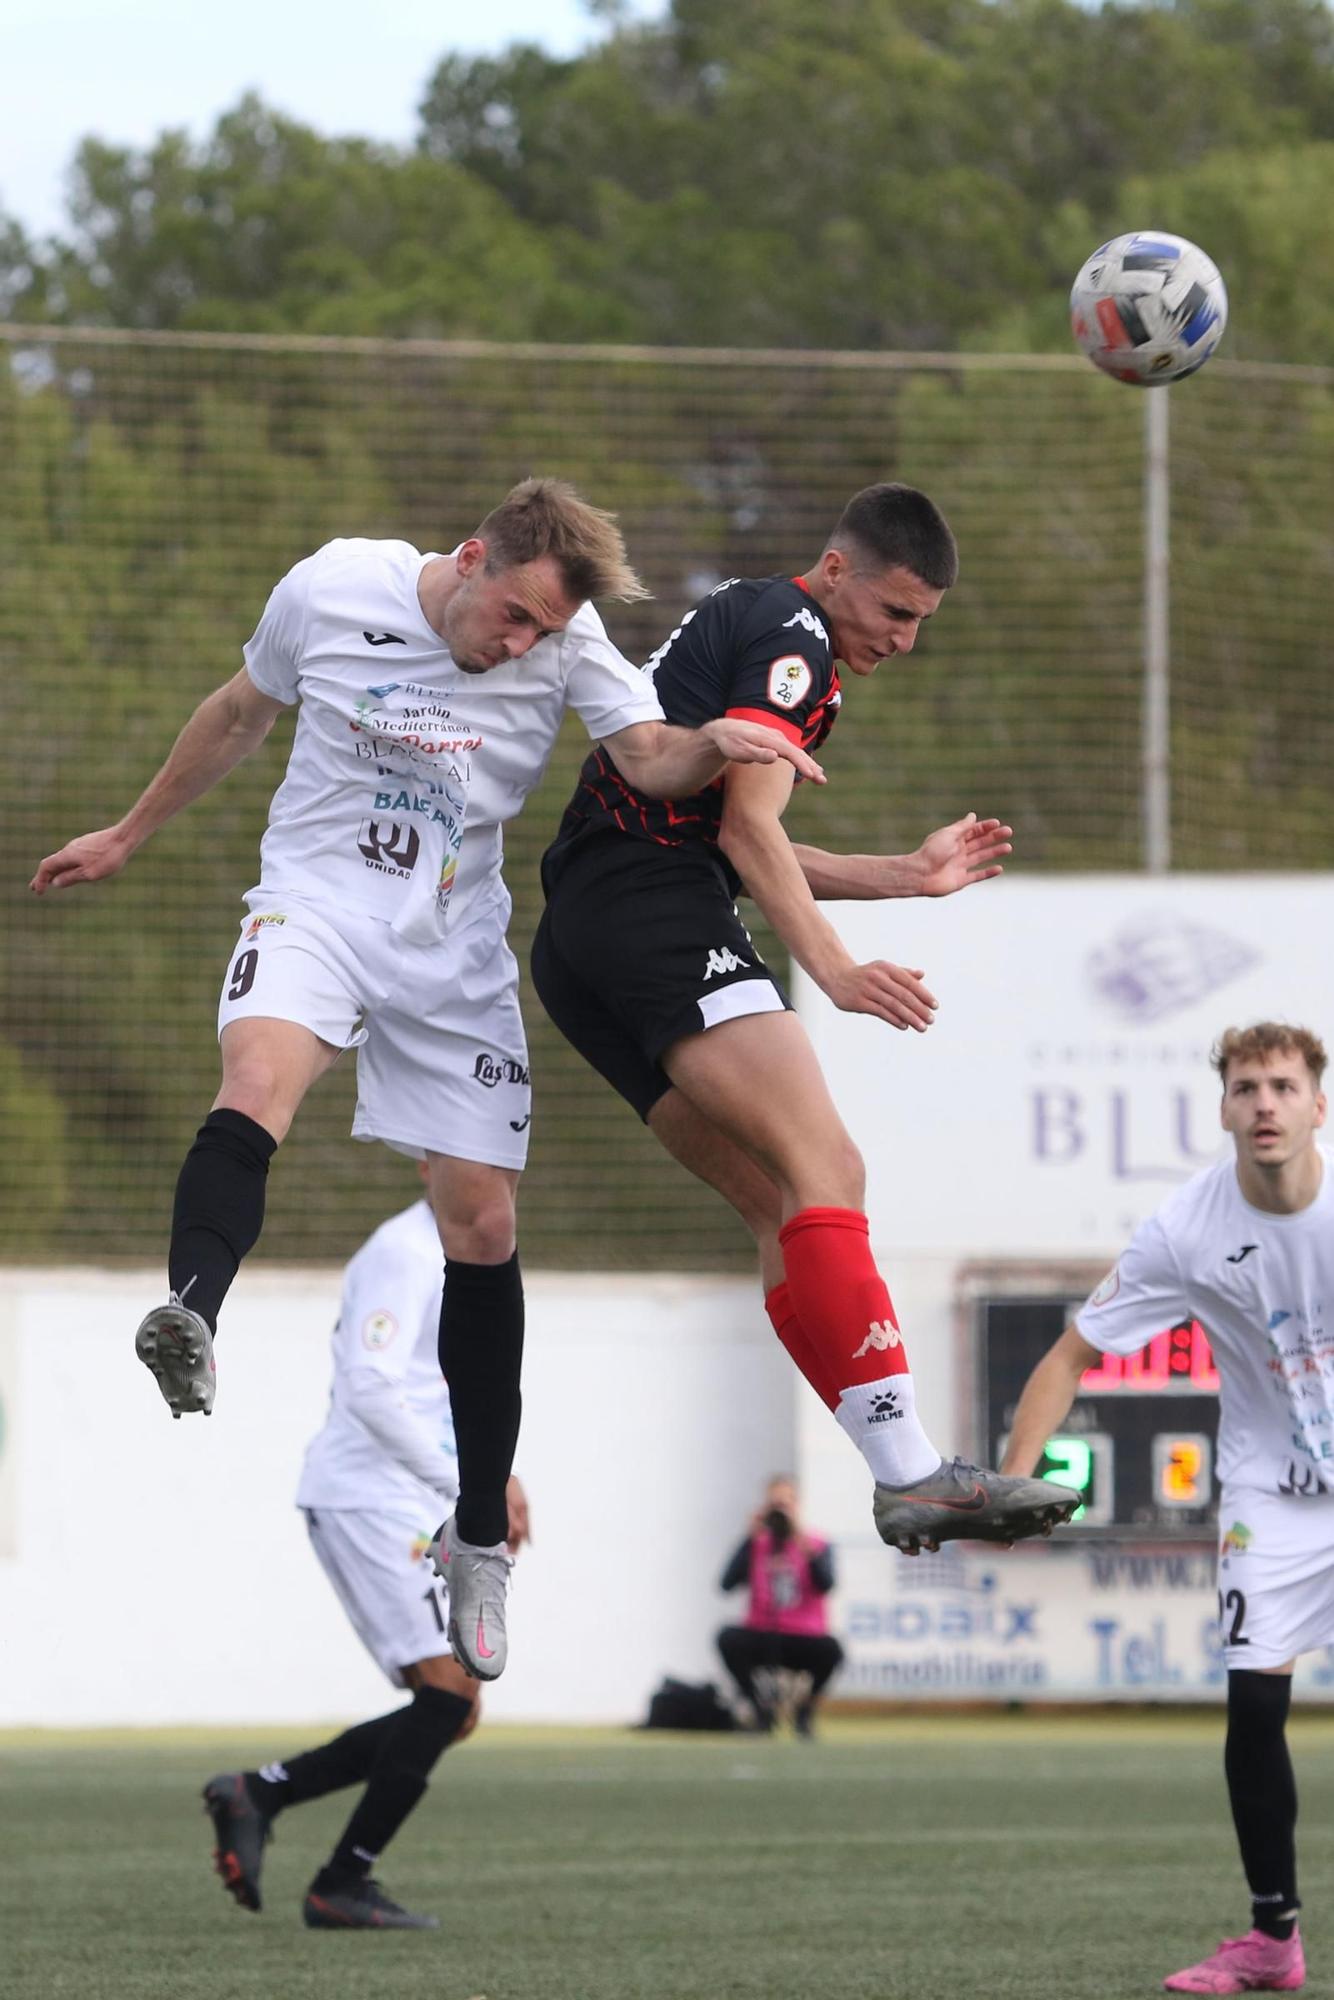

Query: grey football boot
left=134, top=1293, right=216, bottom=1417
left=202, top=1771, right=272, bottom=1912
left=303, top=1873, right=439, bottom=1931
left=428, top=1515, right=513, bottom=1680
left=874, top=1457, right=1081, bottom=1555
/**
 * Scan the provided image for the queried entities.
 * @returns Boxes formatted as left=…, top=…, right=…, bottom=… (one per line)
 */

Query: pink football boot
left=1164, top=1927, right=1305, bottom=1994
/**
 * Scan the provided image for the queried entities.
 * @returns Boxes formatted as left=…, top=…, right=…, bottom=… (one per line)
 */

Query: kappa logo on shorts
left=356, top=818, right=420, bottom=876
left=703, top=946, right=750, bottom=981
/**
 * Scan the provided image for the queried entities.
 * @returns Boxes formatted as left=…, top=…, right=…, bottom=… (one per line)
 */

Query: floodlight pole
left=1143, top=387, right=1172, bottom=872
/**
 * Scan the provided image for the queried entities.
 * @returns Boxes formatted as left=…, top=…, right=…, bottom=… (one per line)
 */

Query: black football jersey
left=545, top=575, right=842, bottom=873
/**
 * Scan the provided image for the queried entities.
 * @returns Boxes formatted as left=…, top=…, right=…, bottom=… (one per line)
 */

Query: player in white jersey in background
left=203, top=1172, right=529, bottom=1930
left=29, top=480, right=821, bottom=1681
left=1003, top=1021, right=1333, bottom=1996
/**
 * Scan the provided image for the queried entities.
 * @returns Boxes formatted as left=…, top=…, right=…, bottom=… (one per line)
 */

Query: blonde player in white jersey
left=204, top=1171, right=524, bottom=1929
left=29, top=479, right=823, bottom=1683
left=1004, top=1021, right=1334, bottom=1997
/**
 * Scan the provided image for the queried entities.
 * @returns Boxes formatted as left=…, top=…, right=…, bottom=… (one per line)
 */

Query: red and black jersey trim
left=575, top=747, right=717, bottom=847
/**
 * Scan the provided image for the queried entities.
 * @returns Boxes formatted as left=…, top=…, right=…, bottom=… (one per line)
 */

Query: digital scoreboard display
left=978, top=1297, right=1219, bottom=1539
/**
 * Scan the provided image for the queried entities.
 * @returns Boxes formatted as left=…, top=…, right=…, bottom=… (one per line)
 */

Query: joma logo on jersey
left=782, top=606, right=829, bottom=647
left=703, top=947, right=750, bottom=980
left=853, top=1320, right=902, bottom=1359
left=356, top=819, right=420, bottom=875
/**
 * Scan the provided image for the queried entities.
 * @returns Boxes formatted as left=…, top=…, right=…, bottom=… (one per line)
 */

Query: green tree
left=6, top=96, right=584, bottom=338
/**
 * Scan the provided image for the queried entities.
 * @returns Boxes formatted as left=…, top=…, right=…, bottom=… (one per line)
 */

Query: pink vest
left=744, top=1531, right=830, bottom=1636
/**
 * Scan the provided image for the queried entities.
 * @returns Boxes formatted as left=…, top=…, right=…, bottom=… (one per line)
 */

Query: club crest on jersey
left=361, top=1309, right=398, bottom=1350
left=767, top=654, right=812, bottom=709
left=1088, top=1267, right=1120, bottom=1308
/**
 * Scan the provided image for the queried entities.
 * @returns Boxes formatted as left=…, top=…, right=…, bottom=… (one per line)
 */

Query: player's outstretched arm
left=599, top=717, right=825, bottom=799
left=790, top=814, right=1013, bottom=901
left=999, top=1326, right=1100, bottom=1475
left=30, top=668, right=286, bottom=894
left=718, top=761, right=937, bottom=1032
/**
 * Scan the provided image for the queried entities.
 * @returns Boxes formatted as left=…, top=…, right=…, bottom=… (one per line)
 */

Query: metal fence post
left=1143, top=387, right=1171, bottom=871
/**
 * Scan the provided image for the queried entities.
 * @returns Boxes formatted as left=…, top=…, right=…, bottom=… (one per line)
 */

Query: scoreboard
left=976, top=1295, right=1219, bottom=1540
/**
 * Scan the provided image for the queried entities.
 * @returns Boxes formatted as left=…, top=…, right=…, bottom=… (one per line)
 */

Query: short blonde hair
left=1211, top=1021, right=1327, bottom=1087
left=473, top=478, right=650, bottom=604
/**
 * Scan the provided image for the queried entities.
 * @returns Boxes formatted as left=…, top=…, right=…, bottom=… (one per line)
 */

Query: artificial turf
left=4, top=1715, right=1332, bottom=2000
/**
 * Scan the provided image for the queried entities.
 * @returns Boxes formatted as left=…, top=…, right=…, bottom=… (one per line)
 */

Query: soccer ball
left=1070, top=232, right=1227, bottom=385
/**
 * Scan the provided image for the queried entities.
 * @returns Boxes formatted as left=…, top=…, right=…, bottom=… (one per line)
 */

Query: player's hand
left=825, top=960, right=938, bottom=1031
left=505, top=1474, right=531, bottom=1553
left=913, top=812, right=1012, bottom=897
left=30, top=826, right=134, bottom=895
left=702, top=718, right=826, bottom=785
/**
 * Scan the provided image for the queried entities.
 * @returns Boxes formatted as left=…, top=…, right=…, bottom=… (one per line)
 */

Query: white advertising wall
left=0, top=1268, right=792, bottom=1728
left=802, top=875, right=1334, bottom=1260
left=794, top=875, right=1334, bottom=1702
left=5, top=878, right=1333, bottom=1723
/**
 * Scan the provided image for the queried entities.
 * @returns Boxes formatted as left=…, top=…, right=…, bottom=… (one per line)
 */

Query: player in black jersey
left=533, top=482, right=1079, bottom=1555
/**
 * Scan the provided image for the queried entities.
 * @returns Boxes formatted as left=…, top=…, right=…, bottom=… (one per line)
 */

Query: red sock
left=764, top=1281, right=839, bottom=1410
left=777, top=1206, right=911, bottom=1392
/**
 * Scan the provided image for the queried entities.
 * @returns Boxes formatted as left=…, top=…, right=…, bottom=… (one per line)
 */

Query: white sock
left=834, top=1372, right=941, bottom=1486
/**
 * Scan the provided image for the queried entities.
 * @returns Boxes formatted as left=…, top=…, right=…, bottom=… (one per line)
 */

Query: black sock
left=327, top=1686, right=474, bottom=1878
left=438, top=1254, right=523, bottom=1547
left=245, top=1708, right=403, bottom=1813
left=1225, top=1669, right=1300, bottom=1939
left=168, top=1109, right=277, bottom=1332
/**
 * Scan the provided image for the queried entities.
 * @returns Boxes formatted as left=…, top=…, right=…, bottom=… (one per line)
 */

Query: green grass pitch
left=5, top=1715, right=1333, bottom=2000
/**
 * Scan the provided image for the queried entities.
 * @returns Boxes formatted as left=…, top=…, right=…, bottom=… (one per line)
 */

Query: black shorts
left=532, top=832, right=791, bottom=1121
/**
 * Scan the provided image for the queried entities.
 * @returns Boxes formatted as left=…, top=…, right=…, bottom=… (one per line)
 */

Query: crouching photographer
left=717, top=1477, right=844, bottom=1737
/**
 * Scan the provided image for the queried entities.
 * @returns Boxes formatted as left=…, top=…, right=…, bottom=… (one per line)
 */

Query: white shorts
left=216, top=896, right=531, bottom=1167
left=1217, top=1486, right=1334, bottom=1670
left=304, top=1504, right=452, bottom=1687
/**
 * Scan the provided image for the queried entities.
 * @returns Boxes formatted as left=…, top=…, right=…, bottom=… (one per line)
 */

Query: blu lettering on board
left=1031, top=1088, right=1218, bottom=1182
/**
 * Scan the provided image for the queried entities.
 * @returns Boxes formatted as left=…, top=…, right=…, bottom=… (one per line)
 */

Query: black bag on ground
left=639, top=1676, right=738, bottom=1731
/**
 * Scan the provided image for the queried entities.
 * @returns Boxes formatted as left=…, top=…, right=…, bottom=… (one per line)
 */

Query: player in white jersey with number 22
left=1004, top=1021, right=1334, bottom=1996
left=203, top=1172, right=528, bottom=1931
left=30, top=480, right=822, bottom=1684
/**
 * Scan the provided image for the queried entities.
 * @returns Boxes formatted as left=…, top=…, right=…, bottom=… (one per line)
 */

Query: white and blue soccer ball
left=1070, top=231, right=1227, bottom=385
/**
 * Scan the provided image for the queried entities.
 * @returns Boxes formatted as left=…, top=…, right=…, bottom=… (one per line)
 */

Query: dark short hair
left=827, top=482, right=959, bottom=589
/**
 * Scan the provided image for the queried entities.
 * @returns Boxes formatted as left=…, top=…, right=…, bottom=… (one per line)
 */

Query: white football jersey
left=243, top=538, right=663, bottom=943
left=1077, top=1146, right=1334, bottom=1498
left=297, top=1199, right=455, bottom=1513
